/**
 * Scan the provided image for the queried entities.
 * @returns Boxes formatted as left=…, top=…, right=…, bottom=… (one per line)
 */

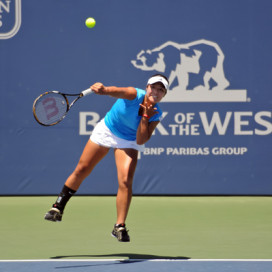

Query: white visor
left=147, top=76, right=168, bottom=91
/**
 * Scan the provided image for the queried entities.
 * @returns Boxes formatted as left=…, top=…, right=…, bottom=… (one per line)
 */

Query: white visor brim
left=147, top=76, right=168, bottom=90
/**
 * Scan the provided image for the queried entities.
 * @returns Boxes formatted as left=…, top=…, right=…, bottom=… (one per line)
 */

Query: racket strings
left=33, top=93, right=68, bottom=125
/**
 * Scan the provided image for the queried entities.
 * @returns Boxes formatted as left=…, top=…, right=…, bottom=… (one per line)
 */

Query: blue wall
left=0, top=0, right=271, bottom=195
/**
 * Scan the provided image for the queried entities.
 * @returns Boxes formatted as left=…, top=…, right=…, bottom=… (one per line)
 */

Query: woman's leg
left=45, top=140, right=109, bottom=221
left=65, top=140, right=110, bottom=191
left=114, top=148, right=138, bottom=224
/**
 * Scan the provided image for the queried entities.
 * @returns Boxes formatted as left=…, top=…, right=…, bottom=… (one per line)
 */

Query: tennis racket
left=33, top=88, right=93, bottom=126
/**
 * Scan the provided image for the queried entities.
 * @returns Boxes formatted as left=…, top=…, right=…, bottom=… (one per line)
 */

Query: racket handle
left=81, top=88, right=93, bottom=96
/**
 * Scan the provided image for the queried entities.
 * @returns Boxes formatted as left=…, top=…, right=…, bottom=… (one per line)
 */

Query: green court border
left=0, top=196, right=271, bottom=260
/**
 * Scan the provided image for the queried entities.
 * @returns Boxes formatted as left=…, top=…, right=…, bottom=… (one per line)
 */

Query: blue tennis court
left=1, top=259, right=272, bottom=272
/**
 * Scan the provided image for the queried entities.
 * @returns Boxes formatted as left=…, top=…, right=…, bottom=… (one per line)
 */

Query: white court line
left=1, top=259, right=272, bottom=262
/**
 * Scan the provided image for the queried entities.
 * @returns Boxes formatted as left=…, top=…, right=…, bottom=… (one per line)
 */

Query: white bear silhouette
left=131, top=39, right=230, bottom=92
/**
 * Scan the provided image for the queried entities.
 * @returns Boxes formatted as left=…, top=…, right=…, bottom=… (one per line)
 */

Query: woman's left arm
left=136, top=102, right=161, bottom=145
left=136, top=119, right=160, bottom=145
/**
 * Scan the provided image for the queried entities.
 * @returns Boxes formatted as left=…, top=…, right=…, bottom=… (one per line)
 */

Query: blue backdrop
left=0, top=0, right=271, bottom=195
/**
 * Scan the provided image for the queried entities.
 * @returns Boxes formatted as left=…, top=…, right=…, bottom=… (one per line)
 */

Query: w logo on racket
left=0, top=0, right=22, bottom=39
left=42, top=97, right=60, bottom=121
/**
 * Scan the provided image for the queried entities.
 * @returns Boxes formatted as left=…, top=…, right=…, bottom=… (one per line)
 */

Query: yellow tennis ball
left=85, top=17, right=96, bottom=28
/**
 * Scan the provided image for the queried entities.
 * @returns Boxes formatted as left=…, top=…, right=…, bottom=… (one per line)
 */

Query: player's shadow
left=52, top=253, right=190, bottom=269
left=51, top=253, right=190, bottom=260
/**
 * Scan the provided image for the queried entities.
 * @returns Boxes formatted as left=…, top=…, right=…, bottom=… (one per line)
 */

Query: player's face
left=146, top=83, right=166, bottom=104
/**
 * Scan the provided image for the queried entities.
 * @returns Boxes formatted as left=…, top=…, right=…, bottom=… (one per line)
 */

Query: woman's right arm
left=91, top=82, right=137, bottom=100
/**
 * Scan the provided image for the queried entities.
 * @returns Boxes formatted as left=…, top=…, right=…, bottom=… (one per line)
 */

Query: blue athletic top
left=104, top=88, right=162, bottom=141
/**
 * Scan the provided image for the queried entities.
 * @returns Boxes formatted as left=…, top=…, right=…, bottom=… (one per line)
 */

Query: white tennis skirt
left=90, top=119, right=145, bottom=152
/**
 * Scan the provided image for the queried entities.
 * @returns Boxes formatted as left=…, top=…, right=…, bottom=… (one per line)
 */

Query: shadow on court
left=50, top=254, right=190, bottom=270
left=51, top=253, right=190, bottom=260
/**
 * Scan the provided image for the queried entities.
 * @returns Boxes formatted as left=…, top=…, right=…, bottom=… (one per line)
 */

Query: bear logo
left=131, top=39, right=247, bottom=102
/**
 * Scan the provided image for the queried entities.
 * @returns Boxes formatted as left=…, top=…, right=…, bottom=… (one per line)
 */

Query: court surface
left=0, top=196, right=271, bottom=271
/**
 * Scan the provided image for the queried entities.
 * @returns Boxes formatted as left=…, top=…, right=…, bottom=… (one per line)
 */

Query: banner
left=0, top=0, right=271, bottom=195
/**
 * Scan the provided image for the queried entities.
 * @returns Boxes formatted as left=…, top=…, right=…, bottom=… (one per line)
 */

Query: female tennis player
left=44, top=74, right=169, bottom=242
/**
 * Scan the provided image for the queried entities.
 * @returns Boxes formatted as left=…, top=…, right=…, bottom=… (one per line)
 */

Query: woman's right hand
left=91, top=82, right=108, bottom=95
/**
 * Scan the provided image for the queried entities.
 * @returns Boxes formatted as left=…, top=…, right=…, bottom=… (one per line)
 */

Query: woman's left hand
left=140, top=102, right=158, bottom=119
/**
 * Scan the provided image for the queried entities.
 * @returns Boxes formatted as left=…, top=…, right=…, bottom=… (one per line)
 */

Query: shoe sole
left=44, top=214, right=62, bottom=222
left=44, top=217, right=61, bottom=222
left=111, top=233, right=130, bottom=242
